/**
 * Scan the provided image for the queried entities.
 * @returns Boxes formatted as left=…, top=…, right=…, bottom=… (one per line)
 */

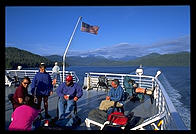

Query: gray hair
left=112, top=79, right=119, bottom=86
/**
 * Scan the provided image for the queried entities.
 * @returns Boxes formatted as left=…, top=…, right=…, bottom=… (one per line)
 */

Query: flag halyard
left=81, top=22, right=99, bottom=35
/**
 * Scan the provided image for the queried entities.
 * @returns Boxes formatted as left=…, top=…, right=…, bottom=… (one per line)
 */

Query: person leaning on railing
left=52, top=62, right=60, bottom=87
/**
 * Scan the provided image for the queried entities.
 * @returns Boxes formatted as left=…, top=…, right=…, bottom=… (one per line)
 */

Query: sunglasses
left=23, top=82, right=29, bottom=85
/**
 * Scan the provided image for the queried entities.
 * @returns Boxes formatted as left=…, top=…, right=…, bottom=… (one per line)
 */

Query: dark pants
left=37, top=96, right=49, bottom=115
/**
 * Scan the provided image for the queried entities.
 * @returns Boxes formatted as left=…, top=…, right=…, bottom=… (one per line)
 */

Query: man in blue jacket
left=31, top=63, right=53, bottom=118
left=106, top=79, right=124, bottom=115
left=56, top=75, right=83, bottom=119
left=106, top=79, right=124, bottom=103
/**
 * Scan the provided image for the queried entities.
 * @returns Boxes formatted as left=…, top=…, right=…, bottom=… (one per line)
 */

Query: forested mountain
left=6, top=47, right=54, bottom=69
left=125, top=52, right=190, bottom=66
left=44, top=55, right=62, bottom=62
left=6, top=47, right=190, bottom=69
left=65, top=52, right=190, bottom=66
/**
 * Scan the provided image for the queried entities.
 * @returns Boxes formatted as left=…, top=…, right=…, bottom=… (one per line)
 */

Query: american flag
left=81, top=22, right=99, bottom=35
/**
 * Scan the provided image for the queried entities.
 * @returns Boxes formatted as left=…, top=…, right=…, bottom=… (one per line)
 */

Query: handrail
left=86, top=72, right=155, bottom=79
left=85, top=72, right=187, bottom=130
left=130, top=111, right=166, bottom=130
left=155, top=78, right=187, bottom=130
left=85, top=72, right=154, bottom=90
left=5, top=69, right=79, bottom=83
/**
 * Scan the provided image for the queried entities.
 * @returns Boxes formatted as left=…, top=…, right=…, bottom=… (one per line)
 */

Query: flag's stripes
left=81, top=22, right=99, bottom=35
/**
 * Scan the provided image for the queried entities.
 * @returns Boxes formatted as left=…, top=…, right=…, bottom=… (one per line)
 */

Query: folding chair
left=85, top=96, right=129, bottom=130
left=8, top=94, right=15, bottom=111
left=97, top=76, right=108, bottom=91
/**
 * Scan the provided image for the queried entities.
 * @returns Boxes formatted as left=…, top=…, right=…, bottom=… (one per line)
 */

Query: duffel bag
left=107, top=111, right=128, bottom=126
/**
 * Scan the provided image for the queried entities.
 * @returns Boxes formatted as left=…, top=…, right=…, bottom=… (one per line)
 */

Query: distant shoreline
left=6, top=47, right=190, bottom=69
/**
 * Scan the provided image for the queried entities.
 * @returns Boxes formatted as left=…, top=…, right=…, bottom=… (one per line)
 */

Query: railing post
left=87, top=73, right=90, bottom=90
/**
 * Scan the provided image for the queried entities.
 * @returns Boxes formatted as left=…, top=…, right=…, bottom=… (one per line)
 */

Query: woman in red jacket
left=12, top=76, right=31, bottom=110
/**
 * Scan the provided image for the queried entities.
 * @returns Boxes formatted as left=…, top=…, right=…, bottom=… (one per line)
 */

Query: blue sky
left=6, top=6, right=190, bottom=58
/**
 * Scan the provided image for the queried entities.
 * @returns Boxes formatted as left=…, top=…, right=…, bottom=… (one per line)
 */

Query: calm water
left=63, top=66, right=191, bottom=129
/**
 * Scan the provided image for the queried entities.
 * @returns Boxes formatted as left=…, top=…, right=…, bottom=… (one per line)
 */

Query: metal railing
left=85, top=72, right=187, bottom=130
left=85, top=72, right=154, bottom=90
left=154, top=78, right=187, bottom=130
left=5, top=69, right=79, bottom=84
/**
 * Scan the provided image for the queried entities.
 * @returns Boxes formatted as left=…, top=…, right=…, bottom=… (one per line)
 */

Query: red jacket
left=13, top=84, right=28, bottom=110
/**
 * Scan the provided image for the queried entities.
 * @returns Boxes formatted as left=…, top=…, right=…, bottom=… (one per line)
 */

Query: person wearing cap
left=56, top=75, right=83, bottom=119
left=31, top=63, right=53, bottom=119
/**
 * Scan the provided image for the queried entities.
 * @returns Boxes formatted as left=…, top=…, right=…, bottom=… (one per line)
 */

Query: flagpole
left=62, top=16, right=82, bottom=82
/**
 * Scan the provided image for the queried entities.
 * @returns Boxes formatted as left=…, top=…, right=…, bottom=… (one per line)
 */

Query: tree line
left=6, top=47, right=190, bottom=69
left=6, top=47, right=54, bottom=69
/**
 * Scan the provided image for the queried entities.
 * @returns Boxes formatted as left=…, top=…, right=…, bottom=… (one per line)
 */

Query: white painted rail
left=5, top=69, right=79, bottom=85
left=84, top=72, right=187, bottom=130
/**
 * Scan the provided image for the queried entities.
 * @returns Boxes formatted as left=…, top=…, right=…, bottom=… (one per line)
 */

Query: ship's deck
left=5, top=85, right=157, bottom=130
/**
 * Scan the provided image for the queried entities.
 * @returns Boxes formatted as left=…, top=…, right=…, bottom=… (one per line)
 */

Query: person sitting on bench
left=56, top=75, right=83, bottom=119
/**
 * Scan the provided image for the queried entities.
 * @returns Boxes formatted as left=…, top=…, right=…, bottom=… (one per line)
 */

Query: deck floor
left=5, top=86, right=157, bottom=130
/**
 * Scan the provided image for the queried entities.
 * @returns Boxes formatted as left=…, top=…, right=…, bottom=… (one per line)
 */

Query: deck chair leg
left=85, top=118, right=91, bottom=127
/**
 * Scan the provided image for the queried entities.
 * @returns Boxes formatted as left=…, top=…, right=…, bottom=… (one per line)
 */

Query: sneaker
left=45, top=113, right=51, bottom=119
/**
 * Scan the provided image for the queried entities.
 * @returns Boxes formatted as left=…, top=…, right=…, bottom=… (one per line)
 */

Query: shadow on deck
left=5, top=86, right=157, bottom=130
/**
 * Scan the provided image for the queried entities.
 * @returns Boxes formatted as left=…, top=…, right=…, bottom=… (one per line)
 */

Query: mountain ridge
left=6, top=47, right=190, bottom=69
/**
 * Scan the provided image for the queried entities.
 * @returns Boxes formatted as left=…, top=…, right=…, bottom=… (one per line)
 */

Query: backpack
left=122, top=91, right=129, bottom=101
left=55, top=114, right=81, bottom=128
left=107, top=111, right=128, bottom=126
left=123, top=76, right=135, bottom=96
left=124, top=116, right=144, bottom=130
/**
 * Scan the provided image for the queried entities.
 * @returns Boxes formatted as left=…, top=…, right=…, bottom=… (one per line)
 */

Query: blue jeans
left=58, top=97, right=75, bottom=119
left=53, top=73, right=60, bottom=84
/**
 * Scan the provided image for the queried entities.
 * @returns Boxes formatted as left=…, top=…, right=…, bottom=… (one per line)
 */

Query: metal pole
left=63, top=16, right=82, bottom=82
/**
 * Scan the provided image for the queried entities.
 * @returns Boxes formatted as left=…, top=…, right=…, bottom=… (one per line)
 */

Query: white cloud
left=6, top=35, right=190, bottom=57
left=67, top=35, right=190, bottom=58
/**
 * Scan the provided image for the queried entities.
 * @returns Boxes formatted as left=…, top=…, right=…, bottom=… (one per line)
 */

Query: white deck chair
left=85, top=95, right=129, bottom=130
left=5, top=75, right=12, bottom=87
left=85, top=118, right=111, bottom=130
left=130, top=111, right=166, bottom=130
left=85, top=110, right=166, bottom=130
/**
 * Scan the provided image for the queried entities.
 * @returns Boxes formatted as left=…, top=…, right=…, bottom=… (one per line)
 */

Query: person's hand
left=50, top=91, right=53, bottom=96
left=74, top=96, right=78, bottom=101
left=34, top=97, right=38, bottom=103
left=106, top=96, right=110, bottom=100
left=52, top=79, right=56, bottom=85
left=64, top=95, right=69, bottom=100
